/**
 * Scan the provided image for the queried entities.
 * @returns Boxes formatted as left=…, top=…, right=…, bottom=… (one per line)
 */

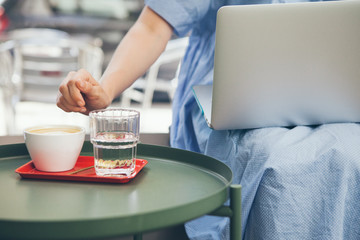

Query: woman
left=57, top=1, right=360, bottom=239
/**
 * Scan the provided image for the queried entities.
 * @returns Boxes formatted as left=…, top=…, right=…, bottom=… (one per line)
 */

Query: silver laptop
left=193, top=0, right=360, bottom=130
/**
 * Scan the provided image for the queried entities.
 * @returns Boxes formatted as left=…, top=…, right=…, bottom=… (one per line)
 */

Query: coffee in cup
left=27, top=127, right=82, bottom=134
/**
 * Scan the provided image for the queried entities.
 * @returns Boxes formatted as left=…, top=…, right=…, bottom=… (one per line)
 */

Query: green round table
left=0, top=142, right=241, bottom=240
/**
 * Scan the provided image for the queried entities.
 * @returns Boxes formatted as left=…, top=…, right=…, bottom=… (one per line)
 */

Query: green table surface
left=0, top=141, right=232, bottom=240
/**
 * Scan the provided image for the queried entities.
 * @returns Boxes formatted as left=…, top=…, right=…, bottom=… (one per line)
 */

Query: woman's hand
left=56, top=69, right=112, bottom=115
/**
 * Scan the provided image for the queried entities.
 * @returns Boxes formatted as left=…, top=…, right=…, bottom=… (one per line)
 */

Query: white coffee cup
left=24, top=125, right=85, bottom=172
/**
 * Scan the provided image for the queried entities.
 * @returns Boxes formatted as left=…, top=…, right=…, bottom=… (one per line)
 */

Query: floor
left=0, top=95, right=173, bottom=136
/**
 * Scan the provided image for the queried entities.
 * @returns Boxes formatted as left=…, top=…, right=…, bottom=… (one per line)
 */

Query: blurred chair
left=120, top=37, right=189, bottom=108
left=0, top=40, right=17, bottom=135
left=5, top=28, right=70, bottom=40
left=0, top=28, right=104, bottom=135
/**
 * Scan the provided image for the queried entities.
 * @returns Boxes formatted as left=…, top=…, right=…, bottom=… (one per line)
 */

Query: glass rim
left=89, top=108, right=140, bottom=118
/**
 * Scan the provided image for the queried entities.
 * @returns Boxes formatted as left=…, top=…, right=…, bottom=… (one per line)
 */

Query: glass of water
left=89, top=108, right=140, bottom=177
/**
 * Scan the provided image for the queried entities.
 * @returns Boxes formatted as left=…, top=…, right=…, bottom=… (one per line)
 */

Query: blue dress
left=145, top=0, right=360, bottom=239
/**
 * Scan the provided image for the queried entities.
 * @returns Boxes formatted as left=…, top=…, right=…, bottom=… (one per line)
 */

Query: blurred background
left=0, top=0, right=188, bottom=136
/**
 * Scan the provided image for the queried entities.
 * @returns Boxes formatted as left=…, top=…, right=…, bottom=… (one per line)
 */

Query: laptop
left=193, top=0, right=360, bottom=130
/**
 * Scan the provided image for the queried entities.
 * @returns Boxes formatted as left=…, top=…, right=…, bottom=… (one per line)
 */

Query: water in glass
left=92, top=132, right=137, bottom=177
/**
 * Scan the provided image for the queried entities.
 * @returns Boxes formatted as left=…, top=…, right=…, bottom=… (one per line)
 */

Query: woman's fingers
left=57, top=71, right=89, bottom=113
left=57, top=69, right=109, bottom=114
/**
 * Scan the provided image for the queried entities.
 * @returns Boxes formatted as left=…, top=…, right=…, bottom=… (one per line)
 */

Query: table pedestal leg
left=209, top=184, right=242, bottom=240
left=230, top=184, right=242, bottom=240
left=133, top=233, right=142, bottom=240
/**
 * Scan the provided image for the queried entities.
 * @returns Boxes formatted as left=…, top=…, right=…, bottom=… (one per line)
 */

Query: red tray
left=15, top=156, right=148, bottom=183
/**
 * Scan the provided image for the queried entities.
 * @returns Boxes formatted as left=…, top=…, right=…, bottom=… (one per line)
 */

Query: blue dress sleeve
left=145, top=0, right=211, bottom=36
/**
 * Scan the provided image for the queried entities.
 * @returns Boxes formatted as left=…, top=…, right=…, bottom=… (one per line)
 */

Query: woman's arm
left=57, top=6, right=173, bottom=114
